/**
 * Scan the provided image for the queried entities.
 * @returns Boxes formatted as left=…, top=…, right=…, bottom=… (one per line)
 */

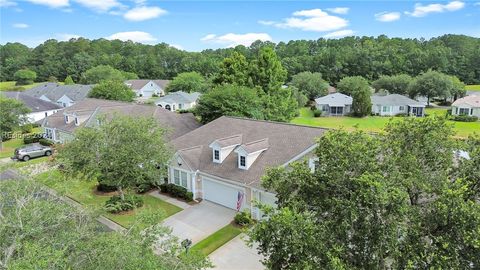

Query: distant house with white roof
left=155, top=91, right=201, bottom=111
left=314, top=93, right=352, bottom=116
left=124, top=79, right=169, bottom=98
left=451, top=95, right=480, bottom=118
left=371, top=94, right=425, bottom=117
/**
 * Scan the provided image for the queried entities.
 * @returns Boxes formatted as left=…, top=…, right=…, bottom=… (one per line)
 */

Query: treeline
left=1, top=34, right=479, bottom=84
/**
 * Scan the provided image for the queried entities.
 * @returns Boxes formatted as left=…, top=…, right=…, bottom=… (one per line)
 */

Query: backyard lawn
left=466, top=84, right=480, bottom=91
left=0, top=81, right=53, bottom=91
left=191, top=223, right=242, bottom=255
left=35, top=169, right=182, bottom=229
left=292, top=108, right=479, bottom=138
left=0, top=127, right=42, bottom=158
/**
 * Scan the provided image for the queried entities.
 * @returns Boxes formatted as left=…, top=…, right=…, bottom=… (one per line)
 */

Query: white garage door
left=203, top=178, right=244, bottom=210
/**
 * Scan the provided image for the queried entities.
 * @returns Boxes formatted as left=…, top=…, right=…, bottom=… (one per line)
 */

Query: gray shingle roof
left=2, top=91, right=62, bottom=112
left=315, top=93, right=352, bottom=107
left=125, top=79, right=170, bottom=90
left=156, top=91, right=201, bottom=104
left=43, top=98, right=200, bottom=140
left=24, top=83, right=93, bottom=102
left=371, top=94, right=425, bottom=107
left=172, top=117, right=327, bottom=188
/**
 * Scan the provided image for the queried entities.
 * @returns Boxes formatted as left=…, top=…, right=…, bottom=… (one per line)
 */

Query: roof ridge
left=178, top=145, right=203, bottom=152
left=243, top=138, right=268, bottom=146
left=222, top=116, right=330, bottom=131
left=216, top=133, right=243, bottom=141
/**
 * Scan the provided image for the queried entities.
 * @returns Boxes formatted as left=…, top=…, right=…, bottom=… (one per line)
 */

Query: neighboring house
left=315, top=93, right=352, bottom=116
left=451, top=95, right=480, bottom=118
left=2, top=91, right=62, bottom=123
left=371, top=94, right=425, bottom=117
left=42, top=98, right=200, bottom=143
left=155, top=91, right=201, bottom=111
left=168, top=116, right=327, bottom=219
left=24, top=83, right=93, bottom=107
left=125, top=79, right=169, bottom=98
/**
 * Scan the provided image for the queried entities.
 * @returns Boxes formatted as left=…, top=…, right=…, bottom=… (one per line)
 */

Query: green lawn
left=292, top=108, right=479, bottom=138
left=466, top=85, right=480, bottom=91
left=35, top=169, right=182, bottom=229
left=191, top=224, right=242, bottom=256
left=0, top=81, right=52, bottom=91
left=0, top=127, right=42, bottom=158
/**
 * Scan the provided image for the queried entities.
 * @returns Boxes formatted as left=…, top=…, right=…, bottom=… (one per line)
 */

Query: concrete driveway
left=162, top=201, right=235, bottom=244
left=209, top=234, right=264, bottom=270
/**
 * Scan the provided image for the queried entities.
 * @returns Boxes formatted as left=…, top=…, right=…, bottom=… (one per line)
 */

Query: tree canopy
left=408, top=70, right=455, bottom=105
left=64, top=75, right=74, bottom=85
left=13, top=69, right=36, bottom=85
left=81, top=65, right=135, bottom=84
left=166, top=71, right=209, bottom=93
left=372, top=74, right=412, bottom=95
left=89, top=80, right=136, bottom=101
left=0, top=95, right=30, bottom=141
left=289, top=71, right=329, bottom=100
left=250, top=117, right=480, bottom=269
left=337, top=76, right=371, bottom=117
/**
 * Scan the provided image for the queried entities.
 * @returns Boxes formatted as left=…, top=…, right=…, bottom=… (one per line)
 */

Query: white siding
left=138, top=81, right=165, bottom=98
left=27, top=109, right=58, bottom=123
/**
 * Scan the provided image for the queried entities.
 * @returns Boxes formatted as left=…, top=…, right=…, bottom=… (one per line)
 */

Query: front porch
left=408, top=106, right=425, bottom=117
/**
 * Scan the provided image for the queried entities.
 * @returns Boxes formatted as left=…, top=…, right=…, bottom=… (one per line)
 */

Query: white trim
left=281, top=144, right=317, bottom=167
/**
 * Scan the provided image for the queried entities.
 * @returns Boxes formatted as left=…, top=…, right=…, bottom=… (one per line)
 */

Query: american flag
left=236, top=191, right=244, bottom=211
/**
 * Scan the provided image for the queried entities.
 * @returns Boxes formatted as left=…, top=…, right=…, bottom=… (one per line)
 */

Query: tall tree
left=89, top=80, right=136, bottom=101
left=249, top=47, right=287, bottom=94
left=13, top=69, right=37, bottom=85
left=337, top=76, right=372, bottom=117
left=58, top=115, right=172, bottom=200
left=167, top=71, right=209, bottom=93
left=213, top=51, right=250, bottom=86
left=81, top=65, right=129, bottom=84
left=372, top=74, right=413, bottom=95
left=408, top=70, right=453, bottom=105
left=0, top=96, right=30, bottom=142
left=64, top=75, right=75, bottom=85
left=289, top=71, right=329, bottom=100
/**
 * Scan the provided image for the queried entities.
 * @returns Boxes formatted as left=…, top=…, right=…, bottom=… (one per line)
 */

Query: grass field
left=0, top=81, right=63, bottom=91
left=36, top=169, right=182, bottom=229
left=466, top=85, right=480, bottom=91
left=292, top=108, right=479, bottom=138
left=0, top=127, right=42, bottom=158
left=191, top=223, right=242, bottom=255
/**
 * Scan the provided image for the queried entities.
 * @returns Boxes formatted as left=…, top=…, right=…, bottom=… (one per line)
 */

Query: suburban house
left=124, top=79, right=169, bottom=98
left=2, top=91, right=62, bottom=123
left=451, top=95, right=480, bottom=118
left=155, top=91, right=201, bottom=111
left=371, top=94, right=425, bottom=117
left=167, top=116, right=327, bottom=220
left=315, top=93, right=352, bottom=116
left=24, top=83, right=93, bottom=107
left=42, top=98, right=200, bottom=143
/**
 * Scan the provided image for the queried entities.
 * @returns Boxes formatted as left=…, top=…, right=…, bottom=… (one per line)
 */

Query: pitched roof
left=125, top=80, right=170, bottom=90
left=43, top=98, right=200, bottom=140
left=155, top=91, right=201, bottom=104
left=2, top=91, right=62, bottom=112
left=241, top=138, right=269, bottom=154
left=371, top=94, right=425, bottom=107
left=452, top=95, right=480, bottom=107
left=213, top=134, right=243, bottom=147
left=24, top=83, right=93, bottom=102
left=315, top=93, right=352, bottom=107
left=172, top=117, right=327, bottom=188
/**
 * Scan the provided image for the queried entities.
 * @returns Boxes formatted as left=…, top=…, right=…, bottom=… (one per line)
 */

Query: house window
left=75, top=117, right=79, bottom=125
left=180, top=171, right=188, bottom=188
left=179, top=103, right=183, bottom=110
left=45, top=112, right=48, bottom=117
left=64, top=115, right=69, bottom=123
left=173, top=169, right=180, bottom=185
left=62, top=103, right=67, bottom=107
left=214, top=150, right=220, bottom=161
left=240, top=156, right=246, bottom=167
left=45, top=129, right=53, bottom=139
left=399, top=106, right=404, bottom=111
left=322, top=105, right=328, bottom=112
left=382, top=106, right=390, bottom=112
left=151, top=83, right=153, bottom=86
left=459, top=108, right=470, bottom=115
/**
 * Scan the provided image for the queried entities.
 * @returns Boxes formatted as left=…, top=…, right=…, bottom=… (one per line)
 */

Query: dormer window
left=74, top=117, right=79, bottom=126
left=214, top=150, right=220, bottom=161
left=234, top=138, right=269, bottom=170
left=64, top=115, right=69, bottom=123
left=239, top=156, right=246, bottom=168
left=209, top=134, right=242, bottom=164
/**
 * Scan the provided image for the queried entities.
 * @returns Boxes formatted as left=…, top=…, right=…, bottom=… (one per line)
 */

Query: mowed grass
left=466, top=85, right=480, bottom=91
left=0, top=81, right=50, bottom=91
left=0, top=127, right=42, bottom=158
left=191, top=223, right=242, bottom=256
left=292, top=108, right=479, bottom=138
left=35, top=169, right=182, bottom=229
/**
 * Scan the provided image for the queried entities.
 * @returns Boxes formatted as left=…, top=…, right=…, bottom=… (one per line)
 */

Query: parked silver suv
left=12, top=144, right=53, bottom=161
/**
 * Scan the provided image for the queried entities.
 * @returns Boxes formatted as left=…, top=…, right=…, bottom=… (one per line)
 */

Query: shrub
left=135, top=182, right=156, bottom=193
left=159, top=183, right=169, bottom=193
left=23, top=133, right=42, bottom=144
left=20, top=124, right=33, bottom=134
left=394, top=113, right=408, bottom=117
left=177, top=109, right=194, bottom=114
left=161, top=183, right=193, bottom=201
left=453, top=115, right=478, bottom=122
left=97, top=183, right=117, bottom=193
left=184, top=192, right=193, bottom=202
left=39, top=138, right=54, bottom=146
left=234, top=211, right=253, bottom=226
left=313, top=109, right=322, bottom=117
left=105, top=194, right=144, bottom=213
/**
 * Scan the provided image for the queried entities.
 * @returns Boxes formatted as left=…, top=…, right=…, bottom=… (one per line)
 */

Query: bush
left=161, top=183, right=193, bottom=201
left=234, top=211, right=253, bottom=226
left=105, top=194, right=144, bottom=213
left=20, top=124, right=33, bottom=134
left=313, top=109, right=322, bottom=117
left=394, top=113, right=408, bottom=117
left=97, top=183, right=117, bottom=193
left=23, top=133, right=42, bottom=144
left=135, top=182, right=156, bottom=193
left=453, top=115, right=478, bottom=122
left=39, top=138, right=54, bottom=146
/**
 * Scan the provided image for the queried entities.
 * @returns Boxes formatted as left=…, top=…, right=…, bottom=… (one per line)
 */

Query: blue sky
left=1, top=0, right=479, bottom=51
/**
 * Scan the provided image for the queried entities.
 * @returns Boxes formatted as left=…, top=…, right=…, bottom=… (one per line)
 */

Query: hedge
left=160, top=183, right=193, bottom=201
left=23, top=133, right=43, bottom=144
left=453, top=115, right=478, bottom=122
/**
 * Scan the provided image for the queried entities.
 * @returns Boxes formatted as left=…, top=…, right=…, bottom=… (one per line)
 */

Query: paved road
left=209, top=234, right=264, bottom=270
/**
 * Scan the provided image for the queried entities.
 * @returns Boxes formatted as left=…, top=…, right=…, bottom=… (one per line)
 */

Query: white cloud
left=73, top=0, right=123, bottom=12
left=106, top=31, right=157, bottom=43
left=0, top=0, right=17, bottom=7
left=13, top=23, right=29, bottom=28
left=375, top=11, right=401, bottom=22
left=25, top=0, right=69, bottom=8
left=323, top=29, right=355, bottom=38
left=57, top=33, right=80, bottom=41
left=258, top=20, right=275, bottom=26
left=170, top=44, right=183, bottom=50
left=263, top=9, right=348, bottom=32
left=474, top=2, right=480, bottom=6
left=326, top=7, right=349, bottom=14
left=123, top=6, right=167, bottom=21
left=201, top=33, right=272, bottom=47
left=405, top=1, right=465, bottom=17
